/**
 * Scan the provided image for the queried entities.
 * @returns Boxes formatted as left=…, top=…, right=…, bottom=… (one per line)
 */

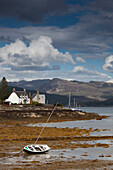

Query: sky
left=1, top=0, right=113, bottom=82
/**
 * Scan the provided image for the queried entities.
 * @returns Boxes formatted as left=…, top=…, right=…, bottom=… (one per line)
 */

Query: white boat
left=23, top=144, right=50, bottom=154
left=23, top=103, right=57, bottom=154
left=66, top=106, right=82, bottom=111
left=67, top=93, right=82, bottom=111
left=70, top=107, right=82, bottom=111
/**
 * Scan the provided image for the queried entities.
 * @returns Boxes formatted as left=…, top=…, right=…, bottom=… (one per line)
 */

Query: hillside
left=9, top=79, right=50, bottom=90
left=8, top=78, right=113, bottom=102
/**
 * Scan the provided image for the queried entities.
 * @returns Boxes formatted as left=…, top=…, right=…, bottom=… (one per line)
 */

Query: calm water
left=1, top=107, right=113, bottom=167
left=27, top=107, right=113, bottom=136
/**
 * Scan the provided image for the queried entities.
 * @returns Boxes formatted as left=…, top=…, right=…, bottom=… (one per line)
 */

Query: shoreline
left=0, top=105, right=112, bottom=169
left=0, top=104, right=107, bottom=121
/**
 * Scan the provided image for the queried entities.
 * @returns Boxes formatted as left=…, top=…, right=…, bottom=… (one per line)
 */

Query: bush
left=32, top=101, right=38, bottom=105
left=32, top=101, right=44, bottom=106
left=0, top=99, right=2, bottom=104
left=54, top=103, right=63, bottom=108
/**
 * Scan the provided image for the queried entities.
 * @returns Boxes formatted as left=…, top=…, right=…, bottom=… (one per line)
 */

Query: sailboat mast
left=68, top=92, right=71, bottom=107
left=74, top=98, right=75, bottom=107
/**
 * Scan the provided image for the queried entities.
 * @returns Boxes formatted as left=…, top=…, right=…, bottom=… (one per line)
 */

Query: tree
left=0, top=77, right=10, bottom=102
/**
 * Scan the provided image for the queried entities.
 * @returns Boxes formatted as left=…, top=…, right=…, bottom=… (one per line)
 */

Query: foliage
left=54, top=103, right=63, bottom=107
left=32, top=101, right=38, bottom=105
left=31, top=101, right=44, bottom=106
left=0, top=77, right=10, bottom=101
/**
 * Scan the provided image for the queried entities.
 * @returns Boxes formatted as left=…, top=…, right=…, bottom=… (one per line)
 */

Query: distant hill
left=9, top=79, right=50, bottom=91
left=8, top=78, right=113, bottom=102
left=9, top=85, right=99, bottom=106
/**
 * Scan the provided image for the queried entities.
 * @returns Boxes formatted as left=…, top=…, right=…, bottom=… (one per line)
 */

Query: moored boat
left=23, top=144, right=50, bottom=154
left=66, top=106, right=82, bottom=111
left=23, top=103, right=57, bottom=154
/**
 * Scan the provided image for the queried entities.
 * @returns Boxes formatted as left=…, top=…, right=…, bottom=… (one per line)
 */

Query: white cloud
left=0, top=39, right=27, bottom=66
left=73, top=66, right=88, bottom=73
left=8, top=66, right=110, bottom=82
left=0, top=24, right=111, bottom=54
left=103, top=55, right=113, bottom=72
left=73, top=66, right=111, bottom=81
left=76, top=56, right=86, bottom=63
left=0, top=65, right=111, bottom=82
left=0, top=36, right=75, bottom=71
left=106, top=79, right=113, bottom=83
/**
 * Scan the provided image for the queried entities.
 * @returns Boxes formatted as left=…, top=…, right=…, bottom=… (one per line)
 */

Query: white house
left=5, top=88, right=30, bottom=105
left=32, top=90, right=45, bottom=104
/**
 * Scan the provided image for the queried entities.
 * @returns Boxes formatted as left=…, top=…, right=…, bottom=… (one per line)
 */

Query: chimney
left=37, top=90, right=39, bottom=102
left=13, top=88, right=15, bottom=92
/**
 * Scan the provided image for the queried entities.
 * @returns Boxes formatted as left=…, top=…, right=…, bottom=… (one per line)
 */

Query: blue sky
left=0, top=0, right=113, bottom=82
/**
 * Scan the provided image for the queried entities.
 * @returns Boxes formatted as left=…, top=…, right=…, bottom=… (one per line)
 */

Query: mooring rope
left=34, top=103, right=58, bottom=145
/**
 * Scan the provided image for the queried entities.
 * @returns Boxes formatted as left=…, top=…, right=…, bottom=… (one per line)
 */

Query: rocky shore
left=0, top=104, right=112, bottom=169
left=0, top=104, right=107, bottom=121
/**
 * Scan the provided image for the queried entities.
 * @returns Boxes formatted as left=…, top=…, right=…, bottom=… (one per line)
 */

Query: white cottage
left=5, top=88, right=30, bottom=105
left=32, top=90, right=45, bottom=104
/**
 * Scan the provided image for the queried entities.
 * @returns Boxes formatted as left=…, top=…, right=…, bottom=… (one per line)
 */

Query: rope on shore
left=34, top=103, right=58, bottom=145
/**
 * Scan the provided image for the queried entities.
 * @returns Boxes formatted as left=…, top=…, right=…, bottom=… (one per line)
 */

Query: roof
left=32, top=93, right=36, bottom=98
left=32, top=93, right=45, bottom=99
left=15, top=91, right=28, bottom=97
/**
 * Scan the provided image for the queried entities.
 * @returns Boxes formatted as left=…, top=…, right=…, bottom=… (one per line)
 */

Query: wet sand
left=0, top=105, right=113, bottom=169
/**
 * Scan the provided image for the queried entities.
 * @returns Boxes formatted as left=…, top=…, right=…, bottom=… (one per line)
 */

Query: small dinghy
left=23, top=144, right=50, bottom=154
left=23, top=103, right=57, bottom=154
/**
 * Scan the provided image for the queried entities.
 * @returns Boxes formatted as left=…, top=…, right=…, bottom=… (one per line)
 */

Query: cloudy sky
left=1, top=0, right=113, bottom=82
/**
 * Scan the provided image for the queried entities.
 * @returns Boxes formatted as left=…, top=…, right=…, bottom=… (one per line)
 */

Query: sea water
left=27, top=107, right=113, bottom=136
left=1, top=107, right=113, bottom=166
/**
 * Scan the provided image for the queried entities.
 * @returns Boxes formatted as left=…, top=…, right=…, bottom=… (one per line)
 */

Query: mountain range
left=8, top=78, right=113, bottom=106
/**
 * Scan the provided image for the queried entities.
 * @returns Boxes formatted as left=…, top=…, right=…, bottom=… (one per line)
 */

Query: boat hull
left=23, top=144, right=50, bottom=154
left=23, top=148, right=49, bottom=154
